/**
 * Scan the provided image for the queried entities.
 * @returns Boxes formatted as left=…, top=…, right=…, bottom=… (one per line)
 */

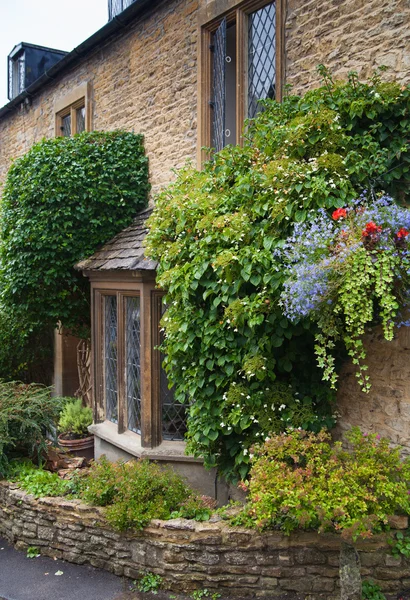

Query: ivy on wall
left=146, top=68, right=410, bottom=481
left=0, top=131, right=149, bottom=339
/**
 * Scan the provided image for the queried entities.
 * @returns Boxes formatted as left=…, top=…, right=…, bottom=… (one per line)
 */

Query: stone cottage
left=0, top=0, right=409, bottom=496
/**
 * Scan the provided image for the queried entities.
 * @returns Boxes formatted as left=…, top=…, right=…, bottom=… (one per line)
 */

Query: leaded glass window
left=159, top=301, right=188, bottom=441
left=62, top=114, right=72, bottom=137
left=248, top=2, right=276, bottom=119
left=76, top=107, right=86, bottom=133
left=104, top=295, right=118, bottom=423
left=125, top=296, right=142, bottom=433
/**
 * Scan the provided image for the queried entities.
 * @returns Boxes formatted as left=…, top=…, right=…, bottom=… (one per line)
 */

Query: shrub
left=0, top=381, right=62, bottom=473
left=146, top=68, right=410, bottom=480
left=0, top=130, right=149, bottom=338
left=58, top=398, right=93, bottom=438
left=79, top=456, right=206, bottom=531
left=238, top=428, right=410, bottom=540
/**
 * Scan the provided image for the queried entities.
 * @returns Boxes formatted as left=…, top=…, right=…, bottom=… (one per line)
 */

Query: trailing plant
left=58, top=398, right=93, bottom=439
left=146, top=67, right=410, bottom=480
left=0, top=130, right=149, bottom=338
left=235, top=428, right=410, bottom=540
left=0, top=382, right=63, bottom=473
left=78, top=456, right=209, bottom=531
left=390, top=530, right=410, bottom=559
left=279, top=194, right=410, bottom=390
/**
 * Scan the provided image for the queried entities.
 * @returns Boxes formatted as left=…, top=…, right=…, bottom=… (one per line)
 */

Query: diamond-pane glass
left=125, top=296, right=142, bottom=433
left=62, top=114, right=71, bottom=137
left=76, top=106, right=85, bottom=133
left=104, top=295, right=118, bottom=423
left=248, top=2, right=276, bottom=119
left=211, top=18, right=226, bottom=152
left=160, top=301, right=188, bottom=441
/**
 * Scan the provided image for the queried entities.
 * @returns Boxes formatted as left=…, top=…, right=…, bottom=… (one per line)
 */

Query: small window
left=104, top=295, right=118, bottom=424
left=54, top=82, right=90, bottom=137
left=199, top=0, right=284, bottom=154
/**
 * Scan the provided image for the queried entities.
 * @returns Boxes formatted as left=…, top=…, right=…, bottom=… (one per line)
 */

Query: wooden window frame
left=54, top=81, right=92, bottom=136
left=91, top=274, right=171, bottom=449
left=197, top=0, right=285, bottom=164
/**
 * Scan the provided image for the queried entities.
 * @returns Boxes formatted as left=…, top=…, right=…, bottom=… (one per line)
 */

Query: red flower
left=397, top=227, right=409, bottom=239
left=332, top=208, right=347, bottom=220
left=362, top=221, right=382, bottom=237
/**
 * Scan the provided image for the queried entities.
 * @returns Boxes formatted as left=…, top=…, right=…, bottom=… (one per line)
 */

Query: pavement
left=0, top=536, right=132, bottom=600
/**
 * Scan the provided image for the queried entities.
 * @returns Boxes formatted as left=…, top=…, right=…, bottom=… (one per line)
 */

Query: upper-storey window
left=54, top=82, right=91, bottom=137
left=199, top=0, right=284, bottom=154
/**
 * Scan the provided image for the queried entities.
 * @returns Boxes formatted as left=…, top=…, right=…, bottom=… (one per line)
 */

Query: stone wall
left=1, top=481, right=410, bottom=598
left=0, top=0, right=199, bottom=196
left=285, top=0, right=410, bottom=94
left=335, top=323, right=410, bottom=455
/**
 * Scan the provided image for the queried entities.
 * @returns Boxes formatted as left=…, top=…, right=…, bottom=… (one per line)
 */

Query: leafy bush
left=362, top=580, right=386, bottom=600
left=58, top=398, right=93, bottom=438
left=5, top=460, right=72, bottom=497
left=0, top=382, right=62, bottom=473
left=237, top=428, right=410, bottom=540
left=136, top=572, right=163, bottom=594
left=146, top=68, right=410, bottom=480
left=78, top=456, right=207, bottom=531
left=0, top=130, right=149, bottom=338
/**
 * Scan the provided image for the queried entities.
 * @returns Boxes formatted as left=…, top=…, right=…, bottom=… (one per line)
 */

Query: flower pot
left=58, top=434, right=94, bottom=463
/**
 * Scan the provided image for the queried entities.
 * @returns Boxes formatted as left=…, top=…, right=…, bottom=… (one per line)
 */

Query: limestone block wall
left=0, top=0, right=199, bottom=196
left=1, top=481, right=410, bottom=598
left=285, top=0, right=410, bottom=94
left=335, top=324, right=410, bottom=454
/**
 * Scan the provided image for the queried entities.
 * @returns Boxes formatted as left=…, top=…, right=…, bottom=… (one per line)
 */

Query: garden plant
left=146, top=66, right=410, bottom=481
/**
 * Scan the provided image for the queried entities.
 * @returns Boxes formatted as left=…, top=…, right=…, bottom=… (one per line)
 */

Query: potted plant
left=58, top=398, right=94, bottom=462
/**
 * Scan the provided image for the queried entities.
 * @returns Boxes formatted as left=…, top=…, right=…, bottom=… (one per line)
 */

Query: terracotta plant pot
left=58, top=434, right=94, bottom=464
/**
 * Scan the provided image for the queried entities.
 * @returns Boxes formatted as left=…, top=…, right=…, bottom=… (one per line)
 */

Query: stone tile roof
left=76, top=207, right=157, bottom=272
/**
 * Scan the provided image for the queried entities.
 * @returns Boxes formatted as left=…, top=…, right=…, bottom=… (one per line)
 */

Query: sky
left=0, top=0, right=108, bottom=108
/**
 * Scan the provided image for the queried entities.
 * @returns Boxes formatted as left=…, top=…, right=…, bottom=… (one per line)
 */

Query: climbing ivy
left=147, top=67, right=410, bottom=481
left=0, top=131, right=149, bottom=338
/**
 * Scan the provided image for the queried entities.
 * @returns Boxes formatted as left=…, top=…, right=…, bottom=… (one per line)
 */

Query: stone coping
left=1, top=481, right=410, bottom=598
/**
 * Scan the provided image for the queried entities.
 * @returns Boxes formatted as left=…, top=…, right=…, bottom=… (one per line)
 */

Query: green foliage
left=191, top=590, right=221, bottom=600
left=136, top=572, right=163, bottom=594
left=0, top=382, right=62, bottom=473
left=6, top=460, right=72, bottom=498
left=170, top=494, right=212, bottom=521
left=0, top=130, right=149, bottom=338
left=78, top=456, right=206, bottom=531
left=58, top=398, right=93, bottom=438
left=146, top=68, right=410, bottom=480
left=362, top=580, right=386, bottom=600
left=390, top=530, right=410, bottom=559
left=236, top=428, right=410, bottom=540
left=26, top=546, right=40, bottom=559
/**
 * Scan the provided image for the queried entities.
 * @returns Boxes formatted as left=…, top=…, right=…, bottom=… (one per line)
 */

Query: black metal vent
left=7, top=43, right=67, bottom=101
left=211, top=18, right=227, bottom=152
left=108, top=0, right=135, bottom=20
left=248, top=2, right=276, bottom=119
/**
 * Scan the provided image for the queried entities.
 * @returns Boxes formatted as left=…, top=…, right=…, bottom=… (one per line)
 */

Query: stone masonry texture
left=1, top=482, right=410, bottom=598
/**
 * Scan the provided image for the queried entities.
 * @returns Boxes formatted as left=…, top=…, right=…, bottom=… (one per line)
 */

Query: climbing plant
left=147, top=67, right=410, bottom=481
left=0, top=130, right=149, bottom=339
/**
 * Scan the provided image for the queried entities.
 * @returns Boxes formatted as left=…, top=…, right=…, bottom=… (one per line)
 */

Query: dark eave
left=0, top=0, right=159, bottom=120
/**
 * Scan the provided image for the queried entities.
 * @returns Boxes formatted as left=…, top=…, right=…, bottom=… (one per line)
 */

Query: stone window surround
left=54, top=81, right=92, bottom=136
left=196, top=0, right=285, bottom=164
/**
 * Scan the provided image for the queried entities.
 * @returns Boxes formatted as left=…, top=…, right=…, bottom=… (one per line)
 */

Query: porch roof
left=76, top=207, right=157, bottom=272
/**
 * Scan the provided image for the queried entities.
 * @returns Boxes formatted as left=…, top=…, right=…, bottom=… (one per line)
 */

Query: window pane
left=76, top=106, right=86, bottom=133
left=248, top=2, right=276, bottom=119
left=211, top=18, right=226, bottom=152
left=104, top=295, right=118, bottom=423
left=126, top=296, right=142, bottom=434
left=159, top=301, right=188, bottom=441
left=61, top=114, right=71, bottom=137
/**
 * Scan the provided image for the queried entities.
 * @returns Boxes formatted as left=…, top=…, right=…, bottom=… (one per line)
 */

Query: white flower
left=279, top=404, right=286, bottom=411
left=243, top=448, right=248, bottom=455
left=220, top=422, right=225, bottom=427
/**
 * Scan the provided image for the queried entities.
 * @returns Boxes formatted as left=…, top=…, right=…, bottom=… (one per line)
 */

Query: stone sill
left=89, top=420, right=203, bottom=464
